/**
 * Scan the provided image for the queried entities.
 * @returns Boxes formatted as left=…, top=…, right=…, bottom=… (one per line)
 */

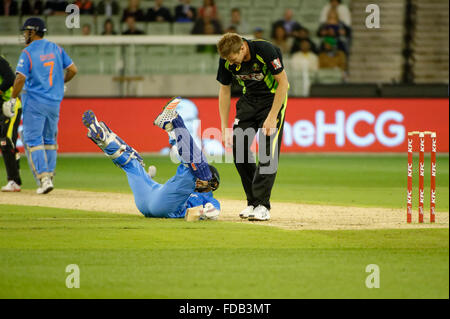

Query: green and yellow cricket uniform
left=0, top=55, right=22, bottom=185
left=216, top=39, right=288, bottom=209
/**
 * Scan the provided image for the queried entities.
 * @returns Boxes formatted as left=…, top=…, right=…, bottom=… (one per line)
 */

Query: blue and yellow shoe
left=153, top=97, right=182, bottom=131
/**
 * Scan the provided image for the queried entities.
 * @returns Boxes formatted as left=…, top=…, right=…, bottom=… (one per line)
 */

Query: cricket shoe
left=239, top=205, right=254, bottom=219
left=36, top=176, right=53, bottom=195
left=248, top=205, right=270, bottom=221
left=153, top=97, right=182, bottom=131
left=82, top=110, right=107, bottom=146
left=1, top=180, right=21, bottom=192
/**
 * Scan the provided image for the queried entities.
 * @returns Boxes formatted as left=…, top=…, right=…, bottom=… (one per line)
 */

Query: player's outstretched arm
left=64, top=63, right=78, bottom=83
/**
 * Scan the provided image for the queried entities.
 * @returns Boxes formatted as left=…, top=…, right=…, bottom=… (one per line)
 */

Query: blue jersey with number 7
left=16, top=38, right=73, bottom=106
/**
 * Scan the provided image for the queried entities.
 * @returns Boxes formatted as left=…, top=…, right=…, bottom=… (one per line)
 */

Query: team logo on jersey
left=271, top=58, right=282, bottom=70
left=235, top=73, right=264, bottom=81
left=252, top=63, right=260, bottom=72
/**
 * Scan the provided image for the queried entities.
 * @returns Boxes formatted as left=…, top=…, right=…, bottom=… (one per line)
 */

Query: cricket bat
left=184, top=205, right=203, bottom=222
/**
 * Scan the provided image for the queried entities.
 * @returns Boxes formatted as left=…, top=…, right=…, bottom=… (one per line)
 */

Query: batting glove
left=2, top=98, right=16, bottom=118
left=200, top=203, right=220, bottom=220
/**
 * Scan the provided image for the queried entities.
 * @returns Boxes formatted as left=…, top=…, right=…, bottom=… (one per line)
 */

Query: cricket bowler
left=216, top=33, right=289, bottom=221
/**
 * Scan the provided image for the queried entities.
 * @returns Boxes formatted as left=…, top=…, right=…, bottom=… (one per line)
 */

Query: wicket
left=407, top=131, right=437, bottom=223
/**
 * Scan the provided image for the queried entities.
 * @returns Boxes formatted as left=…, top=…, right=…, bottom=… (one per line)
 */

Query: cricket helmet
left=21, top=17, right=47, bottom=33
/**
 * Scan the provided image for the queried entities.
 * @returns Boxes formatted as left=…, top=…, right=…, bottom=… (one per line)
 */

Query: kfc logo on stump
left=271, top=58, right=282, bottom=70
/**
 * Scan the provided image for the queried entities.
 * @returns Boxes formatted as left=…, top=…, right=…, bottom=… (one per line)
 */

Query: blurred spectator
left=318, top=36, right=346, bottom=71
left=197, top=22, right=218, bottom=53
left=81, top=23, right=91, bottom=35
left=198, top=0, right=217, bottom=20
left=73, top=0, right=95, bottom=15
left=228, top=8, right=249, bottom=35
left=224, top=25, right=237, bottom=34
left=320, top=0, right=351, bottom=26
left=191, top=5, right=222, bottom=35
left=101, top=18, right=117, bottom=35
left=122, top=15, right=145, bottom=34
left=174, top=0, right=196, bottom=22
left=0, top=0, right=19, bottom=15
left=253, top=27, right=265, bottom=40
left=147, top=0, right=172, bottom=22
left=21, top=0, right=44, bottom=15
left=291, top=40, right=319, bottom=72
left=271, top=24, right=293, bottom=55
left=272, top=8, right=302, bottom=37
left=192, top=4, right=221, bottom=54
left=291, top=26, right=318, bottom=55
left=317, top=9, right=351, bottom=55
left=43, top=0, right=68, bottom=15
left=96, top=0, right=120, bottom=16
left=122, top=0, right=145, bottom=22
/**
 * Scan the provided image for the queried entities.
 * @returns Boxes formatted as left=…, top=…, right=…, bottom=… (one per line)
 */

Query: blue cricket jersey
left=187, top=191, right=221, bottom=211
left=16, top=39, right=73, bottom=106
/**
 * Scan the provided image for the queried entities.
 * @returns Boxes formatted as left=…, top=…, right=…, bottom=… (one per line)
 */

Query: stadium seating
left=46, top=15, right=73, bottom=35
left=316, top=68, right=344, bottom=84
left=0, top=16, right=20, bottom=35
left=411, top=0, right=449, bottom=83
left=0, top=0, right=446, bottom=96
left=172, top=22, right=194, bottom=35
left=147, top=22, right=172, bottom=35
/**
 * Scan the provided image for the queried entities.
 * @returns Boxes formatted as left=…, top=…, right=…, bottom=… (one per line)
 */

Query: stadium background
left=0, top=0, right=448, bottom=154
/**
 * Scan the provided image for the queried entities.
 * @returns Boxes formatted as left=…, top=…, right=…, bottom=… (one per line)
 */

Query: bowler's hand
left=262, top=115, right=278, bottom=136
left=221, top=128, right=233, bottom=148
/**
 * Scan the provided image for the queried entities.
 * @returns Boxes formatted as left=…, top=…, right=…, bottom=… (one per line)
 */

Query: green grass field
left=0, top=154, right=448, bottom=298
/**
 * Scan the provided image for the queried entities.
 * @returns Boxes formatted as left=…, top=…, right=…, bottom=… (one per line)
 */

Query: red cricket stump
left=430, top=133, right=437, bottom=223
left=418, top=132, right=425, bottom=223
left=407, top=133, right=413, bottom=223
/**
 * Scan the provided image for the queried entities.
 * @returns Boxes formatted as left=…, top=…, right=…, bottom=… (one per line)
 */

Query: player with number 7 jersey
left=9, top=17, right=78, bottom=194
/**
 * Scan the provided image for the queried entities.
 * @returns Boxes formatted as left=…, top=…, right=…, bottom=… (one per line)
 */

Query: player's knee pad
left=24, top=143, right=48, bottom=182
left=106, top=140, right=144, bottom=168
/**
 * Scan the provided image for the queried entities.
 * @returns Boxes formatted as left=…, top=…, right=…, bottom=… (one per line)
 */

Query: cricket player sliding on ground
left=2, top=17, right=78, bottom=194
left=82, top=97, right=221, bottom=220
left=216, top=33, right=289, bottom=221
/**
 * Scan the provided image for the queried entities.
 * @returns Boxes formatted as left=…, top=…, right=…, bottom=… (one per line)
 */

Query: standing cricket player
left=3, top=17, right=78, bottom=194
left=216, top=33, right=289, bottom=221
left=82, top=97, right=221, bottom=220
left=0, top=55, right=22, bottom=192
